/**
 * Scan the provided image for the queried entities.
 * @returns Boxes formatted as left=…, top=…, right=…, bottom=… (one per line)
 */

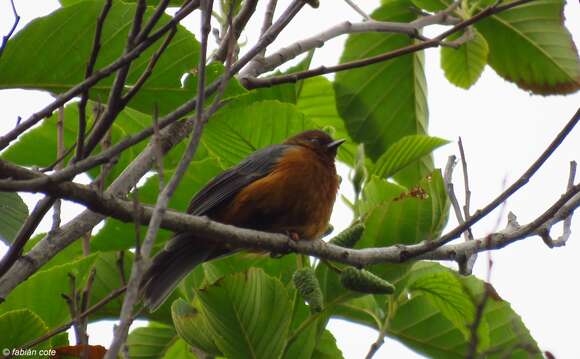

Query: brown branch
left=0, top=0, right=20, bottom=59
left=240, top=0, right=531, bottom=88
left=121, top=26, right=178, bottom=106
left=81, top=0, right=148, bottom=159
left=214, top=0, right=258, bottom=62
left=0, top=0, right=201, bottom=152
left=77, top=0, right=112, bottom=159
left=14, top=286, right=126, bottom=352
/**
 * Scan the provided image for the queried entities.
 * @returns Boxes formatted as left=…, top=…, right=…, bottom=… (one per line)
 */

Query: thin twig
left=0, top=0, right=201, bottom=153
left=0, top=0, right=20, bottom=59
left=343, top=0, right=370, bottom=20
left=16, top=286, right=126, bottom=351
left=104, top=1, right=214, bottom=357
left=77, top=0, right=112, bottom=159
left=258, top=0, right=278, bottom=58
left=81, top=0, right=148, bottom=159
left=540, top=161, right=577, bottom=248
left=121, top=26, right=178, bottom=106
left=214, top=0, right=258, bottom=62
left=240, top=0, right=530, bottom=88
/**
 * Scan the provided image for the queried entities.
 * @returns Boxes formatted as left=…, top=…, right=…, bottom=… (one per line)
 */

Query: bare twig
left=343, top=0, right=370, bottom=20
left=0, top=0, right=20, bottom=59
left=104, top=1, right=214, bottom=357
left=540, top=161, right=577, bottom=248
left=240, top=0, right=529, bottom=88
left=121, top=26, right=178, bottom=106
left=214, top=0, right=258, bottom=62
left=0, top=197, right=56, bottom=277
left=77, top=0, right=112, bottom=159
left=259, top=0, right=278, bottom=58
left=81, top=0, right=148, bottom=159
left=466, top=252, right=494, bottom=359
left=0, top=0, right=201, bottom=152
left=15, top=286, right=126, bottom=351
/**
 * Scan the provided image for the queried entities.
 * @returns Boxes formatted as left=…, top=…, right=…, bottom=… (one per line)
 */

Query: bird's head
left=284, top=130, right=345, bottom=158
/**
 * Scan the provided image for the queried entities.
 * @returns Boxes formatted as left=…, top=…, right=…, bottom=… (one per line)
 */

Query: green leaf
left=373, top=135, right=448, bottom=180
left=162, top=338, right=198, bottom=359
left=127, top=323, right=178, bottom=359
left=360, top=170, right=449, bottom=247
left=441, top=30, right=489, bottom=89
left=408, top=0, right=447, bottom=11
left=386, top=262, right=542, bottom=358
left=0, top=310, right=51, bottom=359
left=203, top=252, right=299, bottom=287
left=0, top=1, right=244, bottom=115
left=91, top=157, right=223, bottom=252
left=334, top=0, right=429, bottom=177
left=282, top=290, right=318, bottom=359
left=312, top=330, right=344, bottom=359
left=0, top=191, right=28, bottom=244
left=171, top=298, right=222, bottom=356
left=297, top=76, right=356, bottom=164
left=407, top=268, right=487, bottom=344
left=475, top=0, right=580, bottom=94
left=355, top=171, right=449, bottom=283
left=202, top=100, right=318, bottom=167
left=197, top=268, right=293, bottom=359
left=0, top=255, right=97, bottom=327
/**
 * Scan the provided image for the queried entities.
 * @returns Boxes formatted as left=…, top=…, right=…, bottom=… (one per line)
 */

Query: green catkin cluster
left=340, top=267, right=395, bottom=295
left=292, top=267, right=324, bottom=312
left=329, top=223, right=365, bottom=248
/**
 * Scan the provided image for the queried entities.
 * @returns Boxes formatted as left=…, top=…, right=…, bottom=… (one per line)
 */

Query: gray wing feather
left=187, top=144, right=291, bottom=216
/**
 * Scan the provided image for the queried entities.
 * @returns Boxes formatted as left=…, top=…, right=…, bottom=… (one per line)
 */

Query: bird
left=140, top=129, right=345, bottom=311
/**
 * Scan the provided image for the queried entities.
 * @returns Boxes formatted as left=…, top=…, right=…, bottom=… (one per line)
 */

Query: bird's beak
left=327, top=138, right=346, bottom=150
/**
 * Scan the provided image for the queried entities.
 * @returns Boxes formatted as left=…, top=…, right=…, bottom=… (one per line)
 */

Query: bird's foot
left=287, top=231, right=301, bottom=241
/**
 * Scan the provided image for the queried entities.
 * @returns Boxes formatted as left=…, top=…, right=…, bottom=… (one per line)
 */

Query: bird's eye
left=308, top=137, right=322, bottom=144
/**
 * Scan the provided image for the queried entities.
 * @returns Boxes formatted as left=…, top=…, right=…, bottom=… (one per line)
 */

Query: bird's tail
left=140, top=233, right=223, bottom=311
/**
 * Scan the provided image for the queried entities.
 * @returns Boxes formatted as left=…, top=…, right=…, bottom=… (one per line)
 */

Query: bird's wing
left=187, top=144, right=292, bottom=216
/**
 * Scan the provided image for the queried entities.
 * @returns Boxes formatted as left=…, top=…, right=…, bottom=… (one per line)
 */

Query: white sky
left=0, top=1, right=579, bottom=358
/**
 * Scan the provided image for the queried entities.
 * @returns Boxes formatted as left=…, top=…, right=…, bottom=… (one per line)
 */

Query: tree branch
left=0, top=157, right=577, bottom=271
left=240, top=0, right=530, bottom=89
left=0, top=0, right=201, bottom=152
left=213, top=0, right=258, bottom=62
left=104, top=1, right=214, bottom=357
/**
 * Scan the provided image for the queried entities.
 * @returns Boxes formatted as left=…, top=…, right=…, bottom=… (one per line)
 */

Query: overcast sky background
left=1, top=0, right=579, bottom=358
